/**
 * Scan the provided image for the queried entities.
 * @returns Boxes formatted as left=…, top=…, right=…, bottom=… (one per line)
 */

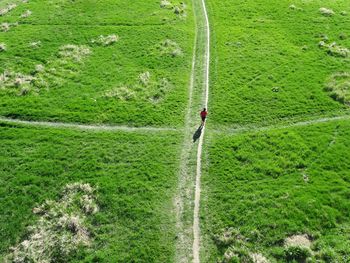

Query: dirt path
left=173, top=0, right=211, bottom=260
left=0, top=117, right=179, bottom=133
left=193, top=0, right=210, bottom=261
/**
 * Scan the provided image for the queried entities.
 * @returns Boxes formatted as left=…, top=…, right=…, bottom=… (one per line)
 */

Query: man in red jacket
left=200, top=108, right=208, bottom=126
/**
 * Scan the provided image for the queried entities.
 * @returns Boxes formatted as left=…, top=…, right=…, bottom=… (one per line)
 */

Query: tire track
left=174, top=2, right=198, bottom=260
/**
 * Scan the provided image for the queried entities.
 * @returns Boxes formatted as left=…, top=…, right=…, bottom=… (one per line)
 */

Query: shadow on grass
left=193, top=124, right=203, bottom=143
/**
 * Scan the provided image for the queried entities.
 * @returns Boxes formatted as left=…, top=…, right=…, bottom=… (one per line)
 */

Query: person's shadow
left=193, top=125, right=203, bottom=143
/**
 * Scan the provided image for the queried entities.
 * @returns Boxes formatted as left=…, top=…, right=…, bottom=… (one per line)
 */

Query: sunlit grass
left=0, top=123, right=182, bottom=262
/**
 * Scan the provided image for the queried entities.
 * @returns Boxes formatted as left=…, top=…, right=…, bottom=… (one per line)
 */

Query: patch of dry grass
left=214, top=228, right=245, bottom=246
left=158, top=39, right=183, bottom=57
left=285, top=234, right=312, bottom=249
left=0, top=70, right=36, bottom=95
left=91, top=34, right=119, bottom=46
left=173, top=3, right=186, bottom=17
left=325, top=72, right=350, bottom=105
left=0, top=43, right=6, bottom=51
left=34, top=64, right=45, bottom=73
left=103, top=86, right=135, bottom=101
left=319, top=41, right=349, bottom=58
left=160, top=0, right=172, bottom=9
left=20, top=9, right=32, bottom=18
left=288, top=4, right=302, bottom=11
left=250, top=253, right=269, bottom=263
left=284, top=235, right=313, bottom=263
left=58, top=44, right=91, bottom=62
left=4, top=183, right=98, bottom=263
left=103, top=72, right=172, bottom=103
left=149, top=77, right=172, bottom=103
left=0, top=22, right=17, bottom=32
left=319, top=7, right=334, bottom=17
left=160, top=0, right=187, bottom=17
left=138, top=71, right=151, bottom=86
left=29, top=41, right=42, bottom=49
left=0, top=3, right=17, bottom=16
left=0, top=44, right=92, bottom=95
left=0, top=22, right=10, bottom=32
left=212, top=229, right=315, bottom=262
left=214, top=228, right=270, bottom=263
left=327, top=44, right=349, bottom=58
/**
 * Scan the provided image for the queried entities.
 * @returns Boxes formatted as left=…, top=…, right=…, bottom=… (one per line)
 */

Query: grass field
left=0, top=0, right=194, bottom=126
left=2, top=0, right=350, bottom=262
left=203, top=120, right=350, bottom=262
left=0, top=0, right=185, bottom=26
left=202, top=0, right=350, bottom=262
left=0, top=122, right=181, bottom=262
left=208, top=0, right=350, bottom=126
left=0, top=0, right=196, bottom=262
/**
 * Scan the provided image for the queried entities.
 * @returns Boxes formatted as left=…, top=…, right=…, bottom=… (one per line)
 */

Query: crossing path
left=0, top=117, right=180, bottom=133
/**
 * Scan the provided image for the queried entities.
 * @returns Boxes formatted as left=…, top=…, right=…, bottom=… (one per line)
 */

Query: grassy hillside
left=203, top=120, right=350, bottom=262
left=208, top=0, right=350, bottom=126
left=2, top=0, right=350, bottom=262
left=204, top=1, right=350, bottom=262
left=0, top=123, right=181, bottom=262
left=0, top=0, right=194, bottom=126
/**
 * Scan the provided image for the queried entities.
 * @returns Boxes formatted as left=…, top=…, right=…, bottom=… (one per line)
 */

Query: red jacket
left=200, top=111, right=208, bottom=117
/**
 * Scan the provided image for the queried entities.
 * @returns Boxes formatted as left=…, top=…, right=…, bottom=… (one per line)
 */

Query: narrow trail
left=193, top=0, right=210, bottom=261
left=213, top=114, right=350, bottom=136
left=174, top=0, right=211, bottom=260
left=0, top=117, right=179, bottom=133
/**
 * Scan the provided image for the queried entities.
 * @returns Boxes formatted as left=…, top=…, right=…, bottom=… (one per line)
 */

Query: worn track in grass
left=192, top=0, right=210, bottom=261
left=213, top=114, right=350, bottom=136
left=0, top=117, right=180, bottom=133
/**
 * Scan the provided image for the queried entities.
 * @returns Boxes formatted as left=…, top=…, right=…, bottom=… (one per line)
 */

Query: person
left=200, top=108, right=208, bottom=126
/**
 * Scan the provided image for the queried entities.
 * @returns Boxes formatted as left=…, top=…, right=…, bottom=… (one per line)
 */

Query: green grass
left=208, top=0, right=350, bottom=126
left=202, top=0, right=350, bottom=261
left=202, top=120, right=350, bottom=262
left=0, top=0, right=194, bottom=126
left=2, top=0, right=350, bottom=262
left=0, top=123, right=181, bottom=262
left=0, top=0, right=185, bottom=26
